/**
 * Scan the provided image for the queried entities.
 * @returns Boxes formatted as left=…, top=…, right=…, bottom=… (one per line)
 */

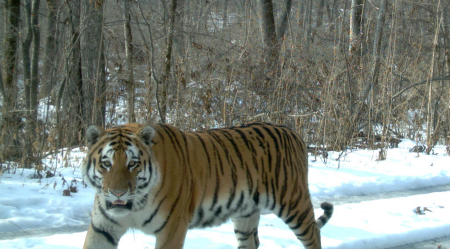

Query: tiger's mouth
left=106, top=200, right=133, bottom=210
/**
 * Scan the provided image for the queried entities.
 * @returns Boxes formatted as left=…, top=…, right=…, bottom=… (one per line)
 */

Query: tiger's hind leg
left=280, top=202, right=322, bottom=249
left=232, top=210, right=261, bottom=249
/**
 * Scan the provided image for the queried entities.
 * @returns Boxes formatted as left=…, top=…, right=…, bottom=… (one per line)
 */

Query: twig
left=7, top=221, right=30, bottom=234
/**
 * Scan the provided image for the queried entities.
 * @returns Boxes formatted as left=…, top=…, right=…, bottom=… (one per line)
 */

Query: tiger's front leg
left=154, top=221, right=189, bottom=249
left=83, top=222, right=127, bottom=249
left=232, top=211, right=261, bottom=249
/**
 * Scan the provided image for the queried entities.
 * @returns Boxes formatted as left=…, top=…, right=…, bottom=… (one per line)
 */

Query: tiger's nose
left=110, top=189, right=126, bottom=197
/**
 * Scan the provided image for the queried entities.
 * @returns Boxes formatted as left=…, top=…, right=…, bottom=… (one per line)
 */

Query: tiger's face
left=82, top=124, right=159, bottom=217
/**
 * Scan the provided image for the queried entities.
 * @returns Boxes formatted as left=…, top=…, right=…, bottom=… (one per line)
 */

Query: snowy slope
left=0, top=140, right=449, bottom=248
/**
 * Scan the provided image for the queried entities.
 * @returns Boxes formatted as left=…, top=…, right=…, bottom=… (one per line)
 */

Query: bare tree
left=369, top=0, right=388, bottom=102
left=21, top=0, right=41, bottom=166
left=41, top=0, right=59, bottom=97
left=315, top=0, right=326, bottom=28
left=80, top=0, right=106, bottom=127
left=426, top=0, right=443, bottom=154
left=277, top=0, right=293, bottom=41
left=123, top=0, right=136, bottom=123
left=30, top=0, right=41, bottom=144
left=1, top=0, right=21, bottom=161
left=349, top=0, right=364, bottom=54
left=258, top=0, right=278, bottom=80
left=159, top=0, right=178, bottom=123
left=62, top=0, right=83, bottom=146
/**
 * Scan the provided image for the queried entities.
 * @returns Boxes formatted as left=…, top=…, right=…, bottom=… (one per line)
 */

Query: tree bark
left=41, top=0, right=58, bottom=97
left=21, top=0, right=40, bottom=166
left=1, top=0, right=21, bottom=161
left=63, top=0, right=83, bottom=145
left=30, top=0, right=41, bottom=142
left=258, top=0, right=278, bottom=78
left=316, top=0, right=325, bottom=28
left=426, top=0, right=442, bottom=154
left=22, top=0, right=32, bottom=113
left=159, top=0, right=178, bottom=123
left=349, top=0, right=364, bottom=54
left=304, top=0, right=313, bottom=41
left=276, top=0, right=293, bottom=41
left=22, top=0, right=33, bottom=165
left=369, top=0, right=388, bottom=102
left=80, top=0, right=106, bottom=127
left=222, top=0, right=229, bottom=28
left=123, top=0, right=136, bottom=123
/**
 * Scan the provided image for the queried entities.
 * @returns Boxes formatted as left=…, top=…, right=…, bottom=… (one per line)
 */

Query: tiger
left=82, top=122, right=333, bottom=249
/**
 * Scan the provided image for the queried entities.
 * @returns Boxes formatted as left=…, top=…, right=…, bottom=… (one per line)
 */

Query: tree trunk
left=222, top=0, right=229, bottom=28
left=123, top=0, right=136, bottom=123
left=21, top=0, right=40, bottom=166
left=41, top=0, right=58, bottom=97
left=304, top=0, right=313, bottom=41
left=159, top=0, right=178, bottom=123
left=426, top=0, right=442, bottom=154
left=276, top=0, right=293, bottom=41
left=316, top=0, right=325, bottom=28
left=443, top=4, right=450, bottom=74
left=30, top=0, right=41, bottom=145
left=1, top=0, right=21, bottom=161
left=80, top=0, right=106, bottom=127
left=23, top=0, right=32, bottom=113
left=258, top=0, right=278, bottom=79
left=369, top=0, right=388, bottom=102
left=63, top=0, right=83, bottom=146
left=22, top=0, right=33, bottom=165
left=349, top=0, right=364, bottom=54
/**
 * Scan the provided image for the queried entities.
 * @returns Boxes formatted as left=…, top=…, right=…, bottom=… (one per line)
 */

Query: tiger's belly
left=188, top=193, right=267, bottom=229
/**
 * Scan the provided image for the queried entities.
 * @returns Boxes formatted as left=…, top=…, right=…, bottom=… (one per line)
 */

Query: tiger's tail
left=316, top=202, right=334, bottom=229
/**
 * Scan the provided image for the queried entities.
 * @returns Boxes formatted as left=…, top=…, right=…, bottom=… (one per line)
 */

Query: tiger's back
left=82, top=122, right=333, bottom=249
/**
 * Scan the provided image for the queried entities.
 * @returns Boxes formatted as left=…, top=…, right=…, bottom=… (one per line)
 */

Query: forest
left=1, top=0, right=450, bottom=167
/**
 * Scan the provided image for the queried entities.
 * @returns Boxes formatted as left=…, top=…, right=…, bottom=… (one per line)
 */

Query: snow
left=0, top=140, right=449, bottom=249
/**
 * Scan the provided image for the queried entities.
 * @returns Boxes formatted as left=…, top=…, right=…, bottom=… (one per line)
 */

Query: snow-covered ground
left=0, top=139, right=449, bottom=249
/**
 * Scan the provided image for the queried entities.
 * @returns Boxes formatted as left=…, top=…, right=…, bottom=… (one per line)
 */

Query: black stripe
left=295, top=219, right=315, bottom=238
left=270, top=178, right=276, bottom=210
left=142, top=196, right=167, bottom=226
left=91, top=222, right=117, bottom=246
left=192, top=133, right=212, bottom=168
left=262, top=126, right=281, bottom=189
left=99, top=204, right=120, bottom=226
left=252, top=182, right=259, bottom=206
left=289, top=208, right=310, bottom=230
left=160, top=125, right=187, bottom=164
left=217, top=130, right=244, bottom=169
left=210, top=163, right=221, bottom=211
left=154, top=179, right=184, bottom=233
left=285, top=210, right=299, bottom=224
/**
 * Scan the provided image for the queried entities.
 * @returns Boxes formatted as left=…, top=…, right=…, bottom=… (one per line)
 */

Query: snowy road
left=315, top=184, right=450, bottom=249
left=312, top=183, right=450, bottom=207
left=2, top=184, right=449, bottom=248
left=387, top=235, right=450, bottom=249
left=0, top=224, right=88, bottom=241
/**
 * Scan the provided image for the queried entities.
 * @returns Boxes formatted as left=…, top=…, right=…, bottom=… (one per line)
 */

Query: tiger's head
left=82, top=124, right=159, bottom=217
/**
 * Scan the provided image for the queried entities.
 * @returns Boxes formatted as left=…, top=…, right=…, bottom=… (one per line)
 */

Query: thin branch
left=392, top=75, right=450, bottom=100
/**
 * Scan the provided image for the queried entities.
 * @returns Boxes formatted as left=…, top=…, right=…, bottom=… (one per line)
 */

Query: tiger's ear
left=138, top=126, right=155, bottom=147
left=86, top=125, right=105, bottom=148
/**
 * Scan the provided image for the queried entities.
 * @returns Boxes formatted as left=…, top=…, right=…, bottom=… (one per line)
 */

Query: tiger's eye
left=102, top=161, right=112, bottom=167
left=128, top=161, right=136, bottom=168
